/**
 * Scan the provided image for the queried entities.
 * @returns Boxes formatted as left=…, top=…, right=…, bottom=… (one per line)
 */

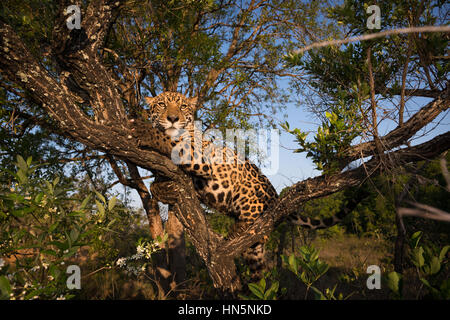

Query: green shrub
left=0, top=156, right=146, bottom=299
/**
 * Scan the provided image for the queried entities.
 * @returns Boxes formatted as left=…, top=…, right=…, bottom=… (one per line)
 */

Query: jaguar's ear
left=189, top=97, right=199, bottom=109
left=144, top=96, right=155, bottom=105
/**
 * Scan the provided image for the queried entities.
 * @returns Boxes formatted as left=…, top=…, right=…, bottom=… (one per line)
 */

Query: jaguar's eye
left=180, top=104, right=188, bottom=110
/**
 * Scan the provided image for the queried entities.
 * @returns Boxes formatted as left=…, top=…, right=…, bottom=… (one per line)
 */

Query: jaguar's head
left=144, top=92, right=198, bottom=138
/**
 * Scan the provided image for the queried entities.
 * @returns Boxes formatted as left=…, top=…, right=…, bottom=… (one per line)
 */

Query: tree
left=0, top=0, right=448, bottom=293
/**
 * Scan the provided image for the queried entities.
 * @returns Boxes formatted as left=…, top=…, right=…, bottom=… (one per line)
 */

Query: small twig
left=81, top=266, right=112, bottom=279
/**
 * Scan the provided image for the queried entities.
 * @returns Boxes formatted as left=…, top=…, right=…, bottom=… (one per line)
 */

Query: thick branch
left=51, top=0, right=127, bottom=123
left=343, top=91, right=449, bottom=164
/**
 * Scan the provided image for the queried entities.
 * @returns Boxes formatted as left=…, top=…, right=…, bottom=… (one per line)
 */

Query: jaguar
left=140, top=91, right=357, bottom=279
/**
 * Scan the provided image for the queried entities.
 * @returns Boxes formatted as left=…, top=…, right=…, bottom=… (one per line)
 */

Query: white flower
left=0, top=258, right=5, bottom=269
left=56, top=295, right=65, bottom=300
left=116, top=257, right=127, bottom=267
left=30, top=266, right=40, bottom=272
left=136, top=245, right=145, bottom=255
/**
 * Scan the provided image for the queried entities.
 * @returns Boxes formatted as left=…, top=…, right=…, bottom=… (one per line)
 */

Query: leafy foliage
left=282, top=92, right=362, bottom=174
left=385, top=231, right=449, bottom=299
left=239, top=274, right=283, bottom=300
left=0, top=156, right=148, bottom=299
left=282, top=245, right=349, bottom=300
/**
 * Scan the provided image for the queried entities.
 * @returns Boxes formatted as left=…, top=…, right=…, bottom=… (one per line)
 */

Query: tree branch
left=293, top=25, right=450, bottom=55
left=342, top=90, right=449, bottom=164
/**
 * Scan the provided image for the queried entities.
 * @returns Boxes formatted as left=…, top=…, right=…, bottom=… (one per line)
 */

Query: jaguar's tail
left=288, top=187, right=369, bottom=230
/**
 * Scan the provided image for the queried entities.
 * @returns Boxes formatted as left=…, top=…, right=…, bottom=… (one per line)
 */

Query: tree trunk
left=166, top=209, right=187, bottom=292
left=144, top=198, right=171, bottom=294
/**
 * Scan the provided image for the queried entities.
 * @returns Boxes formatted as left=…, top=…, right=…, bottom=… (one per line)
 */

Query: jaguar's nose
left=167, top=115, right=179, bottom=123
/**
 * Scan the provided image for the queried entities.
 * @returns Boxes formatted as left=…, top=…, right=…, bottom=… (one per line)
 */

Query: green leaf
left=49, top=240, right=68, bottom=251
left=48, top=265, right=61, bottom=279
left=288, top=254, right=298, bottom=274
left=248, top=283, right=264, bottom=299
left=410, top=231, right=422, bottom=248
left=0, top=276, right=12, bottom=296
left=264, top=281, right=279, bottom=300
left=311, top=286, right=325, bottom=300
left=44, top=180, right=53, bottom=195
left=80, top=194, right=92, bottom=210
left=16, top=169, right=28, bottom=184
left=429, top=256, right=441, bottom=275
left=95, top=199, right=105, bottom=218
left=106, top=218, right=117, bottom=228
left=63, top=246, right=79, bottom=258
left=48, top=222, right=59, bottom=233
left=258, top=278, right=266, bottom=292
left=439, top=245, right=449, bottom=263
left=24, top=289, right=42, bottom=300
left=94, top=191, right=106, bottom=205
left=34, top=192, right=44, bottom=204
left=419, top=277, right=439, bottom=297
left=108, top=196, right=117, bottom=211
left=70, top=228, right=80, bottom=242
left=41, top=249, right=58, bottom=257
left=385, top=271, right=402, bottom=295
left=412, top=247, right=425, bottom=268
left=16, top=155, right=28, bottom=172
